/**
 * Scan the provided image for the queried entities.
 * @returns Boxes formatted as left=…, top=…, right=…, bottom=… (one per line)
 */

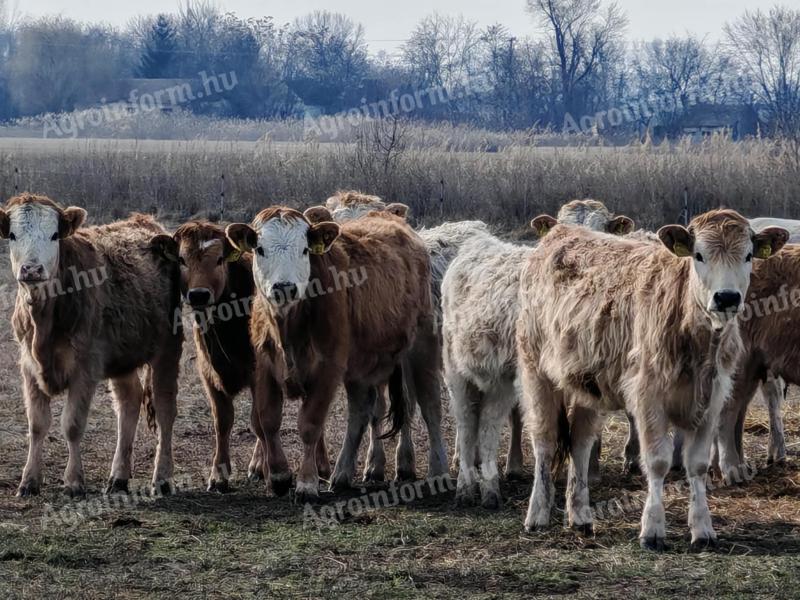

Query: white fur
left=7, top=204, right=60, bottom=281
left=252, top=217, right=311, bottom=306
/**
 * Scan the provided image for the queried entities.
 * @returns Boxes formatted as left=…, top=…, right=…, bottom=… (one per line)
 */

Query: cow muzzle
left=187, top=287, right=213, bottom=307
left=18, top=263, right=46, bottom=283
left=271, top=282, right=299, bottom=306
left=712, top=290, right=742, bottom=313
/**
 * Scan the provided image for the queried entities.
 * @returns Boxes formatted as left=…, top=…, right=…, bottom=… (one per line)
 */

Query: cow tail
left=552, top=403, right=571, bottom=475
left=141, top=364, right=157, bottom=434
left=380, top=363, right=407, bottom=440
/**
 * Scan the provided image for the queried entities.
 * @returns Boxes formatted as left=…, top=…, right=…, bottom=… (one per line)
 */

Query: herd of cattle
left=1, top=191, right=799, bottom=552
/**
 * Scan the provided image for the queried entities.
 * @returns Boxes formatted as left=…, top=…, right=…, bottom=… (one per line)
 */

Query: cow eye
left=303, top=248, right=309, bottom=256
left=8, top=232, right=15, bottom=241
left=51, top=232, right=59, bottom=241
left=745, top=253, right=753, bottom=263
left=256, top=246, right=265, bottom=257
left=694, top=253, right=704, bottom=263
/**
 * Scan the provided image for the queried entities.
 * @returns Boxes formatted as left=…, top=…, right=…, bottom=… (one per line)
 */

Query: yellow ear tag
left=226, top=249, right=242, bottom=263
left=310, top=242, right=326, bottom=255
left=673, top=242, right=692, bottom=257
left=756, top=245, right=772, bottom=259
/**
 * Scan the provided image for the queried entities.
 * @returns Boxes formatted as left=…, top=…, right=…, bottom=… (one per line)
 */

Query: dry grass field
left=0, top=221, right=799, bottom=599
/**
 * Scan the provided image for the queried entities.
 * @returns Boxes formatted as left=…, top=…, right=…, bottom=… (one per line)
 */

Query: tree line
left=0, top=0, right=797, bottom=141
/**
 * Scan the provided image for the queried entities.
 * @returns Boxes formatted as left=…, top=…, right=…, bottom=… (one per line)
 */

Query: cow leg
left=634, top=399, right=671, bottom=551
left=363, top=385, right=386, bottom=482
left=671, top=430, right=684, bottom=471
left=717, top=369, right=759, bottom=484
left=447, top=371, right=480, bottom=507
left=332, top=382, right=371, bottom=491
left=478, top=380, right=516, bottom=509
left=764, top=374, right=786, bottom=465
left=252, top=371, right=290, bottom=495
left=395, top=416, right=417, bottom=482
left=18, top=369, right=52, bottom=497
left=505, top=405, right=525, bottom=480
left=567, top=406, right=601, bottom=535
left=588, top=436, right=601, bottom=485
left=204, top=382, right=234, bottom=492
left=150, top=350, right=180, bottom=496
left=247, top=439, right=266, bottom=481
left=62, top=376, right=97, bottom=498
left=623, top=411, right=641, bottom=475
left=316, top=432, right=331, bottom=481
left=408, top=347, right=449, bottom=478
left=682, top=417, right=719, bottom=550
left=107, top=371, right=143, bottom=494
left=296, top=376, right=338, bottom=500
left=521, top=372, right=559, bottom=531
left=247, top=387, right=266, bottom=481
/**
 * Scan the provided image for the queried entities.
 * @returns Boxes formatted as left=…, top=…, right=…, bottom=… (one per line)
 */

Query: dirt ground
left=0, top=240, right=798, bottom=599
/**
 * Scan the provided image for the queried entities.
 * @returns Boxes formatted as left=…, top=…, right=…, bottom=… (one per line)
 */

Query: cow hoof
left=207, top=479, right=230, bottom=494
left=318, top=468, right=332, bottom=482
left=481, top=491, right=503, bottom=510
left=623, top=462, right=641, bottom=476
left=767, top=456, right=786, bottom=467
left=640, top=536, right=668, bottom=552
left=364, top=468, right=385, bottom=483
left=270, top=473, right=293, bottom=497
left=152, top=480, right=176, bottom=497
left=504, top=469, right=525, bottom=482
left=690, top=537, right=718, bottom=552
left=524, top=522, right=549, bottom=533
left=395, top=468, right=417, bottom=483
left=455, top=491, right=478, bottom=508
left=572, top=523, right=594, bottom=537
left=16, top=481, right=40, bottom=497
left=294, top=480, right=319, bottom=504
left=63, top=485, right=86, bottom=499
left=106, top=478, right=129, bottom=495
left=247, top=468, right=265, bottom=483
left=330, top=476, right=353, bottom=494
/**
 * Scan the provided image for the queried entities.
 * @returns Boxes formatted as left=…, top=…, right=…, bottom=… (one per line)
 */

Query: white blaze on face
left=252, top=217, right=312, bottom=306
left=7, top=204, right=61, bottom=282
left=690, top=235, right=751, bottom=328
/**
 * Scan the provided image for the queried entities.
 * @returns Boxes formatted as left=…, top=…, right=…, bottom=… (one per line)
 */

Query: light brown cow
left=0, top=194, right=183, bottom=496
left=226, top=207, right=433, bottom=498
left=517, top=209, right=787, bottom=550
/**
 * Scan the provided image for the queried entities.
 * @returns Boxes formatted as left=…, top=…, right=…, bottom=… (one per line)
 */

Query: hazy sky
left=13, top=0, right=777, bottom=55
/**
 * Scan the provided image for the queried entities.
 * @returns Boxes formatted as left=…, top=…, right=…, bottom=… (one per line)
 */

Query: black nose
left=713, top=291, right=741, bottom=311
left=19, top=263, right=45, bottom=281
left=187, top=288, right=212, bottom=307
left=271, top=282, right=298, bottom=304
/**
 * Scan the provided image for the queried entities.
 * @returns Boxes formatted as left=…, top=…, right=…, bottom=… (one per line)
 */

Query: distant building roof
left=678, top=103, right=758, bottom=129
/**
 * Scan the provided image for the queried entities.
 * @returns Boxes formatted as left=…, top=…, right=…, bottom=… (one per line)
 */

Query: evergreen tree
left=138, top=14, right=177, bottom=78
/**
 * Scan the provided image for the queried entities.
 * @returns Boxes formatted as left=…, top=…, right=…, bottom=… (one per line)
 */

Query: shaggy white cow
left=517, top=209, right=787, bottom=550
left=442, top=199, right=633, bottom=508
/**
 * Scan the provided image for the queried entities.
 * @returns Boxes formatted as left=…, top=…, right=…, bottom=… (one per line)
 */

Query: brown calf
left=1, top=194, right=183, bottom=497
left=227, top=208, right=433, bottom=498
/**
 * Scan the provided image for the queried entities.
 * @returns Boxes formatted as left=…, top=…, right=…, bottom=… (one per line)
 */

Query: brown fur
left=7, top=195, right=182, bottom=496
left=240, top=207, right=433, bottom=496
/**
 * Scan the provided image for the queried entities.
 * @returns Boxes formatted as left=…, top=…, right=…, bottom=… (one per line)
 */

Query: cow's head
left=532, top=199, right=634, bottom=238
left=150, top=221, right=243, bottom=308
left=0, top=194, right=86, bottom=284
left=326, top=190, right=387, bottom=223
left=226, top=207, right=340, bottom=309
left=659, top=209, right=788, bottom=329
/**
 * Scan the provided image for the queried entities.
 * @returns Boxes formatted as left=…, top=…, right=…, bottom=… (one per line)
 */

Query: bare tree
left=527, top=0, right=627, bottom=123
left=725, top=5, right=800, bottom=150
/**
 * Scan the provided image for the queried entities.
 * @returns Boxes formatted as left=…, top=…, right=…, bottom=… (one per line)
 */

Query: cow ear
left=607, top=215, right=634, bottom=236
left=308, top=222, right=340, bottom=255
left=226, top=223, right=258, bottom=252
left=223, top=238, right=243, bottom=263
left=386, top=203, right=410, bottom=219
left=658, top=224, right=694, bottom=257
left=531, top=215, right=558, bottom=238
left=59, top=206, right=87, bottom=238
left=149, top=234, right=180, bottom=263
left=0, top=209, right=8, bottom=239
left=752, top=227, right=789, bottom=259
left=304, top=206, right=333, bottom=224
